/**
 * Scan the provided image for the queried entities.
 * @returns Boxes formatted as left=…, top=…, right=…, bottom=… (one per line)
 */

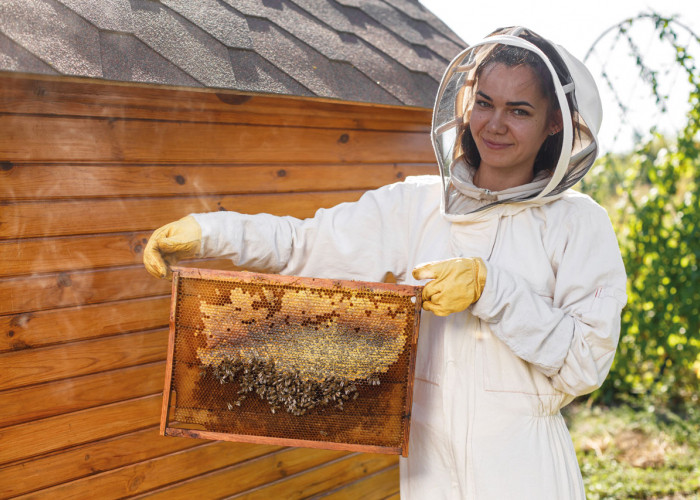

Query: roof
left=0, top=0, right=467, bottom=108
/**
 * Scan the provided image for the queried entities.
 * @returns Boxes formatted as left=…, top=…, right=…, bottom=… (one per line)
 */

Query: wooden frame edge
left=159, top=272, right=180, bottom=436
left=162, top=427, right=402, bottom=456
left=170, top=266, right=421, bottom=296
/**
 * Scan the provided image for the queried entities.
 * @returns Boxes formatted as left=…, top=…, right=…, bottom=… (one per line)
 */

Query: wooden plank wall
left=0, top=73, right=435, bottom=499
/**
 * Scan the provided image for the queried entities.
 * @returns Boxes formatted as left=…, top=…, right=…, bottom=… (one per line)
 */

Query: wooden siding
left=0, top=72, right=435, bottom=499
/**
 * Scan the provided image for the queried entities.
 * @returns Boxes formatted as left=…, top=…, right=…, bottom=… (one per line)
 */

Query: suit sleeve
left=190, top=182, right=412, bottom=283
left=470, top=204, right=628, bottom=397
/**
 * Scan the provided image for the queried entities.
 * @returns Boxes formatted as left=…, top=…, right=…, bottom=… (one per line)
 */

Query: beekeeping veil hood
left=432, top=27, right=602, bottom=219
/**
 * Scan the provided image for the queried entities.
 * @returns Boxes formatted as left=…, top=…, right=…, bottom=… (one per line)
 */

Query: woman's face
left=469, top=62, right=558, bottom=185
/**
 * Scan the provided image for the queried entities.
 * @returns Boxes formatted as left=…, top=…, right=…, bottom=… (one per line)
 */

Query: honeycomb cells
left=166, top=269, right=422, bottom=453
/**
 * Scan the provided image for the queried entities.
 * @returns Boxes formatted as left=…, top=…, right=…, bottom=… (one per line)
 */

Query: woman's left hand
left=412, top=257, right=487, bottom=316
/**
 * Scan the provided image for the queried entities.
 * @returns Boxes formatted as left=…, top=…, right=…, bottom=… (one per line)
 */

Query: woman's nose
left=487, top=111, right=507, bottom=133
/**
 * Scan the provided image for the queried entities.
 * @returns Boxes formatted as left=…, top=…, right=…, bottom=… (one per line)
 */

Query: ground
left=564, top=403, right=700, bottom=499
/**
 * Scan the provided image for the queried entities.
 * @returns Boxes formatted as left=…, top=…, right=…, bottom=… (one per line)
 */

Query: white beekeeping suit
left=151, top=27, right=627, bottom=499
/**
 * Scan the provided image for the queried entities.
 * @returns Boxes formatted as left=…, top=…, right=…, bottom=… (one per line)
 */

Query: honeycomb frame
left=160, top=266, right=423, bottom=457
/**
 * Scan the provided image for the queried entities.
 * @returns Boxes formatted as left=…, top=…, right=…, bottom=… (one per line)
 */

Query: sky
left=419, top=0, right=700, bottom=154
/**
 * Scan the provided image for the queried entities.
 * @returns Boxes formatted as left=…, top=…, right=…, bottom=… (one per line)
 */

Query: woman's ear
left=549, top=109, right=563, bottom=135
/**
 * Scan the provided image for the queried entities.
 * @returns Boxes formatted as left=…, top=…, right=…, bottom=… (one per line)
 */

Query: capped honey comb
left=160, top=267, right=423, bottom=456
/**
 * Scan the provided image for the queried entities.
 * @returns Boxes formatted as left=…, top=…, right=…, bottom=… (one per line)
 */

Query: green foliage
left=580, top=13, right=700, bottom=411
left=614, top=144, right=699, bottom=410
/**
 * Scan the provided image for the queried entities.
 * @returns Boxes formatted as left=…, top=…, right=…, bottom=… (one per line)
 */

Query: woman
left=144, top=27, right=627, bottom=498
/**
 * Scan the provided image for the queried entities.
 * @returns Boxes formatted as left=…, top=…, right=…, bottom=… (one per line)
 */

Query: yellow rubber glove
left=143, top=215, right=202, bottom=279
left=412, top=257, right=487, bottom=316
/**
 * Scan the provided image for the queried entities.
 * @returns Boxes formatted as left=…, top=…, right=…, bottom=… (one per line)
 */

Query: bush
left=580, top=14, right=700, bottom=412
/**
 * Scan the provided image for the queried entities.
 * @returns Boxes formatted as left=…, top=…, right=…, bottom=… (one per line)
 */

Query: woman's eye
left=475, top=99, right=491, bottom=108
left=513, top=108, right=530, bottom=116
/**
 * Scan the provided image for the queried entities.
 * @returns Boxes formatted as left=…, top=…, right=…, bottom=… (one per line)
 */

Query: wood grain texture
left=16, top=442, right=283, bottom=500
left=0, top=163, right=435, bottom=200
left=0, top=395, right=162, bottom=466
left=315, top=461, right=400, bottom=499
left=0, top=267, right=169, bottom=315
left=0, top=362, right=164, bottom=427
left=0, top=427, right=201, bottom=498
left=0, top=191, right=365, bottom=239
left=0, top=296, right=170, bottom=352
left=0, top=114, right=433, bottom=164
left=0, top=232, right=151, bottom=277
left=135, top=447, right=351, bottom=500
left=0, top=74, right=431, bottom=132
left=229, top=453, right=399, bottom=500
left=0, top=260, right=239, bottom=316
left=0, top=329, right=167, bottom=391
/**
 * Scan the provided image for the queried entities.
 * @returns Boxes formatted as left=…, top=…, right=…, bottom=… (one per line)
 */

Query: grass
left=564, top=403, right=700, bottom=499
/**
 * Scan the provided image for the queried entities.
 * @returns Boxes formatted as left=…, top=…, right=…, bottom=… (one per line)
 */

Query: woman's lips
left=482, top=138, right=511, bottom=150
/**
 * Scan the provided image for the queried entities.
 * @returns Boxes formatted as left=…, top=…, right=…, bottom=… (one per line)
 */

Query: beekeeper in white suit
left=145, top=27, right=627, bottom=499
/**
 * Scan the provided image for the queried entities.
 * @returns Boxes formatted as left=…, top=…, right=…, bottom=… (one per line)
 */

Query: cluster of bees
left=209, top=354, right=381, bottom=416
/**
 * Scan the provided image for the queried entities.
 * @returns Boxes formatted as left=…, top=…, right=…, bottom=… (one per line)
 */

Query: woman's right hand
left=143, top=215, right=202, bottom=279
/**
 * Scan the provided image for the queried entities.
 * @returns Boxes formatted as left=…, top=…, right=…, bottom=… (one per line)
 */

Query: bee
left=210, top=352, right=366, bottom=415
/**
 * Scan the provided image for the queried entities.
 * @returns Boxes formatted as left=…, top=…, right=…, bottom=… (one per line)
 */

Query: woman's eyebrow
left=506, top=100, right=535, bottom=108
left=476, top=90, right=535, bottom=108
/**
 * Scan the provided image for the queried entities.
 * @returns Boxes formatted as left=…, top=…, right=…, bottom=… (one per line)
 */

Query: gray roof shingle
left=130, top=0, right=239, bottom=88
left=0, top=0, right=103, bottom=77
left=0, top=31, right=58, bottom=75
left=100, top=31, right=200, bottom=86
left=379, top=0, right=463, bottom=46
left=161, top=0, right=252, bottom=49
left=0, top=0, right=466, bottom=107
left=59, top=0, right=134, bottom=32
